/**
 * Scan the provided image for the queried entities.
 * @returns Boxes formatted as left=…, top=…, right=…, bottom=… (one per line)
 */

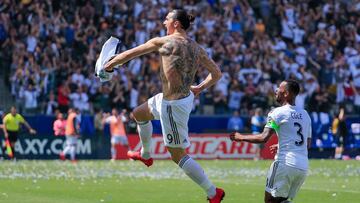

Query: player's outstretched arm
left=229, top=127, right=275, bottom=144
left=104, top=37, right=164, bottom=71
left=190, top=48, right=222, bottom=96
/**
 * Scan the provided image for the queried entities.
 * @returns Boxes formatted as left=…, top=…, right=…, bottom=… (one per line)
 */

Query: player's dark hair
left=171, top=9, right=195, bottom=30
left=285, top=79, right=300, bottom=96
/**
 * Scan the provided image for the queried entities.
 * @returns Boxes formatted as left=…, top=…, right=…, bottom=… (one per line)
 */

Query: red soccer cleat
left=59, top=152, right=65, bottom=161
left=208, top=188, right=225, bottom=203
left=127, top=150, right=153, bottom=167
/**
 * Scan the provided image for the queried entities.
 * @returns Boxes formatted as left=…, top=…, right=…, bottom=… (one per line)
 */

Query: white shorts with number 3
left=265, top=161, right=307, bottom=200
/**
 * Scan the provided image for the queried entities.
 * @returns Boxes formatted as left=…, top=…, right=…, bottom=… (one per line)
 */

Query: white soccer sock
left=178, top=155, right=216, bottom=198
left=137, top=121, right=152, bottom=159
left=69, top=145, right=76, bottom=160
left=111, top=146, right=116, bottom=159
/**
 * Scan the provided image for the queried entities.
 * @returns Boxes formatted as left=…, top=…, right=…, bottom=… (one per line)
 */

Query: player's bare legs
left=127, top=102, right=154, bottom=166
left=167, top=147, right=224, bottom=202
left=132, top=102, right=154, bottom=122
left=166, top=147, right=187, bottom=163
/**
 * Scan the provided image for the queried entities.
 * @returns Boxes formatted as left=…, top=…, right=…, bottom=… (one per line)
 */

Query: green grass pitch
left=0, top=159, right=359, bottom=203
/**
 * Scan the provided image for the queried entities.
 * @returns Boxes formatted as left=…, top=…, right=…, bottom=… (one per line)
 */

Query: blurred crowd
left=0, top=0, right=360, bottom=119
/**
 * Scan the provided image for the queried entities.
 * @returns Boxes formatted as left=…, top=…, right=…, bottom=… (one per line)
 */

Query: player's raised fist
left=104, top=61, right=113, bottom=72
left=269, top=144, right=278, bottom=155
left=229, top=132, right=240, bottom=142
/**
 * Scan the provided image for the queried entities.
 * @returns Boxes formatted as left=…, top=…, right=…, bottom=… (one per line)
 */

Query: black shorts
left=333, top=135, right=344, bottom=147
left=7, top=130, right=18, bottom=143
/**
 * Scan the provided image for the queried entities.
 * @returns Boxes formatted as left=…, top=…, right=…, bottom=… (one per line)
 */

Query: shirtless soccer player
left=230, top=80, right=311, bottom=203
left=105, top=9, right=225, bottom=203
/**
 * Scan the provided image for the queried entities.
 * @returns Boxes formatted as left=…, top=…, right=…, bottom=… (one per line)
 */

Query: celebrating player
left=230, top=80, right=312, bottom=203
left=105, top=9, right=224, bottom=203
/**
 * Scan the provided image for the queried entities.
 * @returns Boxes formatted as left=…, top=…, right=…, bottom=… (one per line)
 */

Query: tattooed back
left=158, top=36, right=202, bottom=100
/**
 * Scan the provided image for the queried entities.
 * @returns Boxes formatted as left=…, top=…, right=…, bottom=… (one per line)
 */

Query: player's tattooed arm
left=105, top=37, right=165, bottom=71
left=190, top=47, right=222, bottom=96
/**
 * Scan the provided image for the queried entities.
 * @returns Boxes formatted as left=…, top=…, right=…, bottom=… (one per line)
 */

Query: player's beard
left=275, top=94, right=283, bottom=104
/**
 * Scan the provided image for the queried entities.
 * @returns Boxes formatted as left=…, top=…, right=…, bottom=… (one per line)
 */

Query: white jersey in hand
left=95, top=37, right=122, bottom=82
left=265, top=104, right=312, bottom=171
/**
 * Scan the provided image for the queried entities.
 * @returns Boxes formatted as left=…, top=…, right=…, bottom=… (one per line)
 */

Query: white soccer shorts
left=65, top=136, right=78, bottom=146
left=265, top=161, right=307, bottom=199
left=111, top=135, right=128, bottom=145
left=148, top=92, right=194, bottom=149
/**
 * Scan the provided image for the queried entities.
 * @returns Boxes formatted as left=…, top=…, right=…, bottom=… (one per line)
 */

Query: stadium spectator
left=69, top=86, right=90, bottom=113
left=227, top=110, right=244, bottom=132
left=202, top=89, right=215, bottom=115
left=213, top=90, right=228, bottom=114
left=0, top=0, right=359, bottom=119
left=21, top=83, right=40, bottom=115
left=71, top=68, right=85, bottom=86
left=352, top=82, right=360, bottom=113
left=44, top=90, right=58, bottom=115
left=57, top=81, right=70, bottom=114
left=93, top=108, right=104, bottom=135
left=53, top=111, right=66, bottom=136
left=251, top=108, right=266, bottom=160
left=295, top=85, right=307, bottom=110
left=93, top=107, right=106, bottom=152
left=228, top=83, right=244, bottom=113
left=92, top=85, right=111, bottom=113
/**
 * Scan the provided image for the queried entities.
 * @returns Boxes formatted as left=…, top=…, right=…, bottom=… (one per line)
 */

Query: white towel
left=95, top=36, right=122, bottom=82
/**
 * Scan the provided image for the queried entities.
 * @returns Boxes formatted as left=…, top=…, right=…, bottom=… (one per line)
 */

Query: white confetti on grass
left=0, top=160, right=359, bottom=182
left=0, top=160, right=262, bottom=180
